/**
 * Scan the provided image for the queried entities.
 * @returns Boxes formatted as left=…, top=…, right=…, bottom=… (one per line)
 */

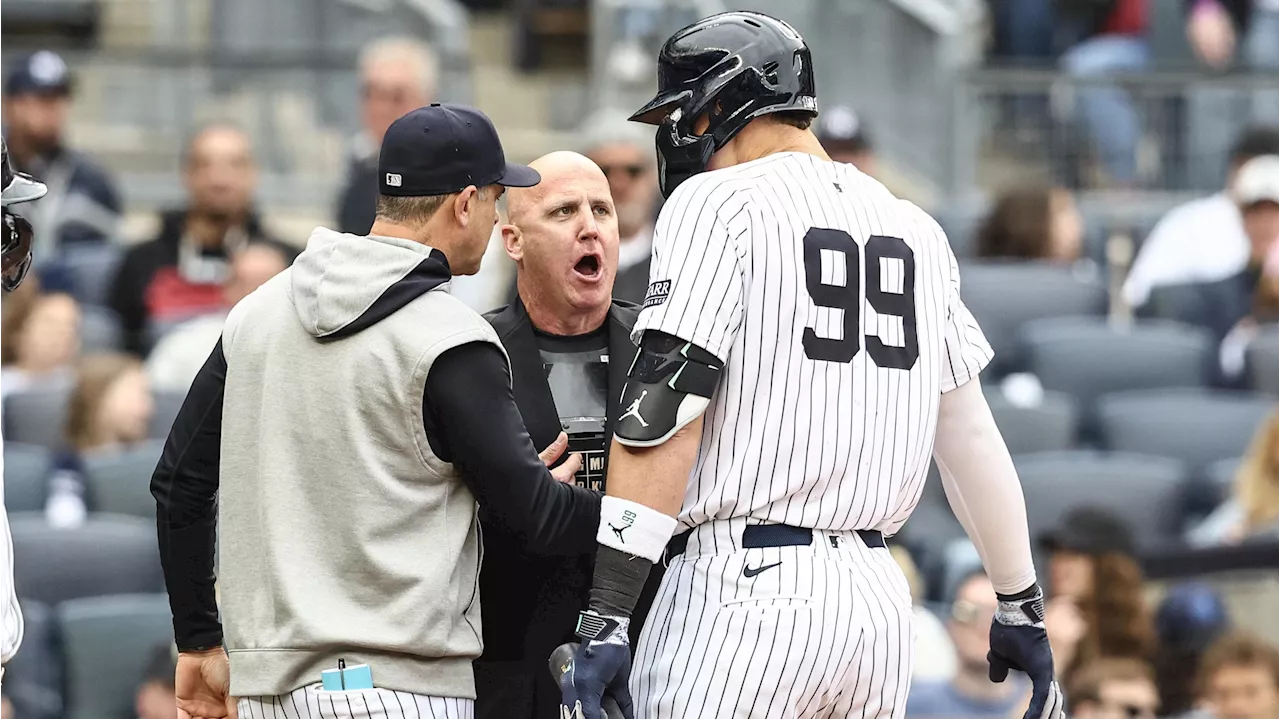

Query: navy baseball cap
left=4, top=51, right=73, bottom=97
left=378, top=103, right=540, bottom=196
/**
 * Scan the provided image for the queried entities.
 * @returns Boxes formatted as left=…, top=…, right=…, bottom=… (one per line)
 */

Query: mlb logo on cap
left=385, top=173, right=402, bottom=187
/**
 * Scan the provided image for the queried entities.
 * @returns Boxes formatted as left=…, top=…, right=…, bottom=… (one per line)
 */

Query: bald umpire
left=150, top=104, right=602, bottom=719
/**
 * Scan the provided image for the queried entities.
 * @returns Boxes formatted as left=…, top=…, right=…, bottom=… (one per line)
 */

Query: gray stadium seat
left=59, top=594, right=173, bottom=719
left=933, top=201, right=989, bottom=258
left=986, top=391, right=1079, bottom=454
left=1249, top=327, right=1278, bottom=396
left=83, top=440, right=164, bottom=519
left=1206, top=457, right=1239, bottom=501
left=3, top=384, right=74, bottom=450
left=78, top=305, right=123, bottom=354
left=959, top=262, right=1108, bottom=376
left=1015, top=451, right=1186, bottom=550
left=4, top=600, right=64, bottom=719
left=9, top=513, right=164, bottom=606
left=3, top=442, right=52, bottom=513
left=1021, top=318, right=1213, bottom=412
left=148, top=391, right=186, bottom=440
left=1097, top=389, right=1274, bottom=474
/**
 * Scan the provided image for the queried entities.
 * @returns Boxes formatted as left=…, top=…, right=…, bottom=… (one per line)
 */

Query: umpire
left=150, top=104, right=601, bottom=718
left=475, top=152, right=662, bottom=719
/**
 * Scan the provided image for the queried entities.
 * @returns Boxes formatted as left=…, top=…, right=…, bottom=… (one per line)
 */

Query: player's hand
left=540, top=432, right=583, bottom=484
left=988, top=585, right=1065, bottom=719
left=560, top=612, right=635, bottom=719
left=176, top=647, right=237, bottom=719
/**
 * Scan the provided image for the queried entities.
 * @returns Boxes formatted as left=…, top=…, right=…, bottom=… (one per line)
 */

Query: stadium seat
left=9, top=513, right=164, bottom=606
left=986, top=391, right=1079, bottom=454
left=83, top=441, right=165, bottom=519
left=1021, top=318, right=1213, bottom=418
left=1097, top=389, right=1274, bottom=475
left=78, top=305, right=123, bottom=354
left=3, top=442, right=53, bottom=513
left=3, top=600, right=64, bottom=719
left=148, top=391, right=186, bottom=440
left=1249, top=328, right=1278, bottom=396
left=1206, top=457, right=1239, bottom=501
left=59, top=594, right=173, bottom=719
left=3, top=384, right=74, bottom=451
left=50, top=242, right=122, bottom=307
left=932, top=201, right=989, bottom=258
left=959, top=261, right=1108, bottom=376
left=1015, top=451, right=1186, bottom=550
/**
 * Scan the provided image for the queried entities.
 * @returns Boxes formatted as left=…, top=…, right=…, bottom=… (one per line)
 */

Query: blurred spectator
left=890, top=545, right=957, bottom=682
left=974, top=186, right=1084, bottom=263
left=1186, top=0, right=1280, bottom=71
left=1058, top=0, right=1149, bottom=186
left=1039, top=506, right=1156, bottom=684
left=146, top=242, right=288, bottom=393
left=1067, top=657, right=1160, bottom=719
left=1188, top=409, right=1279, bottom=546
left=906, top=570, right=1029, bottom=717
left=335, top=37, right=438, bottom=235
left=108, top=122, right=292, bottom=354
left=0, top=695, right=9, bottom=719
left=1154, top=583, right=1232, bottom=716
left=817, top=105, right=878, bottom=178
left=135, top=642, right=177, bottom=719
left=579, top=108, right=658, bottom=305
left=45, top=353, right=154, bottom=528
left=1196, top=632, right=1279, bottom=719
left=0, top=278, right=79, bottom=398
left=1, top=50, right=121, bottom=261
left=1124, top=127, right=1279, bottom=308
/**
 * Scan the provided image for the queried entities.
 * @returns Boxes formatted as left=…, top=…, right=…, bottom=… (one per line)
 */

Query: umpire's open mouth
left=572, top=252, right=603, bottom=282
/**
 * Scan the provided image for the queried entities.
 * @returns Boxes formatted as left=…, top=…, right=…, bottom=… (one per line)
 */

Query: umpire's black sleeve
left=151, top=339, right=226, bottom=652
left=424, top=340, right=601, bottom=555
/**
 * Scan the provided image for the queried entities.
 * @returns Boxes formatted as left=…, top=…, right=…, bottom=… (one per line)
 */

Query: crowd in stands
left=2, top=6, right=1278, bottom=717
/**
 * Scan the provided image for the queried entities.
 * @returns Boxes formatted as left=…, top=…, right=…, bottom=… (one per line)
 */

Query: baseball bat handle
left=548, top=642, right=625, bottom=719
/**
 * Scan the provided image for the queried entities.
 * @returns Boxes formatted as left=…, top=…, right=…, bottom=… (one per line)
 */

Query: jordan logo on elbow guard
left=621, top=391, right=650, bottom=428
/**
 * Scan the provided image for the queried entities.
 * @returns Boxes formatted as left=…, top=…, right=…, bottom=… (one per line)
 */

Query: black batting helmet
left=629, top=11, right=816, bottom=197
left=3, top=135, right=48, bottom=292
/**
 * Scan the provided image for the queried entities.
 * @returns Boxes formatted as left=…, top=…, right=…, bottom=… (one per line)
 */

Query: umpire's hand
left=988, top=584, right=1065, bottom=719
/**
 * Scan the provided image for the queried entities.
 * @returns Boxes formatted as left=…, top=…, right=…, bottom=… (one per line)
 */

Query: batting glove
left=988, top=584, right=1066, bottom=719
left=559, top=611, right=635, bottom=719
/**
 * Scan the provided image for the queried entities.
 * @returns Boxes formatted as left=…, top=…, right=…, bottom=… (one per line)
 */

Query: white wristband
left=596, top=496, right=679, bottom=563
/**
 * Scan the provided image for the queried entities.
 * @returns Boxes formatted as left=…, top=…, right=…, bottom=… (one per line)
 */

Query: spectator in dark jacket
left=108, top=122, right=293, bottom=354
left=334, top=36, right=438, bottom=235
left=2, top=51, right=121, bottom=260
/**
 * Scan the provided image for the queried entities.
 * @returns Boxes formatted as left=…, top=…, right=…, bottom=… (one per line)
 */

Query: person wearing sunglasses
left=1068, top=657, right=1160, bottom=719
left=1, top=133, right=48, bottom=699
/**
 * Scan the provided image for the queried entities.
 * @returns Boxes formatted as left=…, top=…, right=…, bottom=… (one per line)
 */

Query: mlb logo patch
left=643, top=280, right=672, bottom=308
left=385, top=173, right=402, bottom=187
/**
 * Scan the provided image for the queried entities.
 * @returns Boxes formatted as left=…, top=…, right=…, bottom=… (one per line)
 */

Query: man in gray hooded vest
left=150, top=104, right=603, bottom=718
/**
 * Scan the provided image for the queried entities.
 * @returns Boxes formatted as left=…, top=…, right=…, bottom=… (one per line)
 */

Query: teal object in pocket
left=321, top=663, right=374, bottom=690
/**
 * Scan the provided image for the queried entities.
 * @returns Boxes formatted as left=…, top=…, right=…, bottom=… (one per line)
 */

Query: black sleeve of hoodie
left=423, top=341, right=601, bottom=555
left=151, top=340, right=226, bottom=651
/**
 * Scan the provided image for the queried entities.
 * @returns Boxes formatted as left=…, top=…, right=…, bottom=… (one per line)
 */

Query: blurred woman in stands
left=1188, top=410, right=1280, bottom=547
left=0, top=277, right=80, bottom=399
left=1039, top=506, right=1157, bottom=687
left=45, top=353, right=155, bottom=527
left=975, top=186, right=1084, bottom=264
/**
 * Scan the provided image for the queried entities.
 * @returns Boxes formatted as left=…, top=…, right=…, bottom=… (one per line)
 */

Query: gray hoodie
left=217, top=227, right=505, bottom=698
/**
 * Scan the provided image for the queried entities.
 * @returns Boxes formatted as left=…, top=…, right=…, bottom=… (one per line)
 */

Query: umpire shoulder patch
left=643, top=280, right=672, bottom=309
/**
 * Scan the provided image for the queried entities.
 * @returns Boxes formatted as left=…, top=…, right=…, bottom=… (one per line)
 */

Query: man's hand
left=560, top=611, right=635, bottom=719
left=540, top=432, right=584, bottom=484
left=176, top=648, right=237, bottom=719
left=989, top=585, right=1065, bottom=719
left=1187, top=0, right=1235, bottom=69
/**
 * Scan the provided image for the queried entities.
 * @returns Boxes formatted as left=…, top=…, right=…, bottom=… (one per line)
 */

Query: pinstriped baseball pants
left=631, top=519, right=914, bottom=718
left=237, top=685, right=474, bottom=719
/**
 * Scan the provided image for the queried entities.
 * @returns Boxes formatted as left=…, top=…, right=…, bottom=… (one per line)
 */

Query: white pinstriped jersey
left=0, top=425, right=23, bottom=677
left=632, top=152, right=993, bottom=536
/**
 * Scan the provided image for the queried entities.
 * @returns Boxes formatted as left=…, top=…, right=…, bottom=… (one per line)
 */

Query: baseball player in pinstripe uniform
left=1, top=136, right=48, bottom=691
left=558, top=12, right=1066, bottom=719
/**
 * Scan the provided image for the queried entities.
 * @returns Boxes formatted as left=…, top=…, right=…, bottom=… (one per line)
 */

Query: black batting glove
left=988, top=584, right=1066, bottom=719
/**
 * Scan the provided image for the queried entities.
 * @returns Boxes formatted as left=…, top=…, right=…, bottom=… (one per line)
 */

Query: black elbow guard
left=614, top=331, right=723, bottom=447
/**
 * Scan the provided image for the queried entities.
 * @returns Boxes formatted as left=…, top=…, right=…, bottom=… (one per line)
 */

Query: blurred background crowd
left=0, top=0, right=1277, bottom=718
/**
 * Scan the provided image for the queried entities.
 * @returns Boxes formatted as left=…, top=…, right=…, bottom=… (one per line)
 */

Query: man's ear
left=454, top=185, right=478, bottom=227
left=502, top=223, right=523, bottom=262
